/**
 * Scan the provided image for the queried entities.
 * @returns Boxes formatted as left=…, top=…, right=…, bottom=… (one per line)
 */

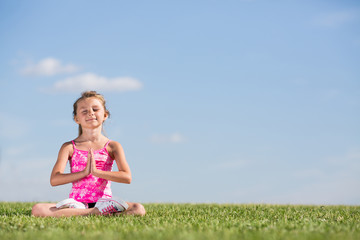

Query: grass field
left=0, top=202, right=359, bottom=240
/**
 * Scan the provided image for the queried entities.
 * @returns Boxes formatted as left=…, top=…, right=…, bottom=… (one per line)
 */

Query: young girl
left=32, top=91, right=146, bottom=217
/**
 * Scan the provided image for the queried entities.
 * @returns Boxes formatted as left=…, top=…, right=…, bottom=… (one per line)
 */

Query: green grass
left=0, top=202, right=359, bottom=240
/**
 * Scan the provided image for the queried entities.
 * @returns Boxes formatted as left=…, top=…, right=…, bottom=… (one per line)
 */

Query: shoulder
left=107, top=140, right=125, bottom=159
left=108, top=140, right=123, bottom=152
left=60, top=141, right=73, bottom=150
left=58, top=141, right=74, bottom=157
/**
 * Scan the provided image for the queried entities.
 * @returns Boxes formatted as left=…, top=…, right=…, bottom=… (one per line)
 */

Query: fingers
left=88, top=148, right=95, bottom=163
left=87, top=150, right=91, bottom=166
left=85, top=149, right=93, bottom=175
left=89, top=148, right=97, bottom=174
left=87, top=149, right=91, bottom=160
left=88, top=148, right=93, bottom=157
left=89, top=148, right=95, bottom=162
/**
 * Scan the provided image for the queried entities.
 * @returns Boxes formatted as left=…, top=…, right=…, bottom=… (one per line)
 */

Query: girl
left=32, top=91, right=145, bottom=217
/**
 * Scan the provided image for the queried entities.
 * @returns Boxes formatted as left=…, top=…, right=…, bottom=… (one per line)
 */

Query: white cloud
left=21, top=57, right=79, bottom=76
left=314, top=10, right=358, bottom=28
left=47, top=72, right=143, bottom=93
left=150, top=132, right=186, bottom=144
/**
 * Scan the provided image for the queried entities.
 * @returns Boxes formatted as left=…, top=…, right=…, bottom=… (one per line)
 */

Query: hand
left=89, top=148, right=98, bottom=175
left=84, top=150, right=92, bottom=176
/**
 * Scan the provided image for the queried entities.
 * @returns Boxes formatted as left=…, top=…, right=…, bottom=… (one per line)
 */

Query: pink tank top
left=69, top=140, right=114, bottom=203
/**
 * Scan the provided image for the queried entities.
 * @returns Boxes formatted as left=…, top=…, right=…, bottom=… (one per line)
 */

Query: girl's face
left=74, top=97, right=108, bottom=129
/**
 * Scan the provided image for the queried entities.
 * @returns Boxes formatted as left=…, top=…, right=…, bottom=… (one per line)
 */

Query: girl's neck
left=77, top=128, right=106, bottom=142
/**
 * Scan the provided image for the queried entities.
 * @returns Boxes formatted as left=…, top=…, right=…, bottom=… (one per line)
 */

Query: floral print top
left=69, top=140, right=114, bottom=203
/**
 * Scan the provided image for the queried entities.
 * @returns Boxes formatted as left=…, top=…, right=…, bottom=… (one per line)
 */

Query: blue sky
left=0, top=0, right=359, bottom=205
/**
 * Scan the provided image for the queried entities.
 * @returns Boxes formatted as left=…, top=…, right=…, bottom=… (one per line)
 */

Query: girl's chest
left=70, top=150, right=113, bottom=170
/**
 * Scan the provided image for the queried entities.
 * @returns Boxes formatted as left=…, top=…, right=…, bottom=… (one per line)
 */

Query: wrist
left=92, top=168, right=100, bottom=176
left=81, top=169, right=89, bottom=177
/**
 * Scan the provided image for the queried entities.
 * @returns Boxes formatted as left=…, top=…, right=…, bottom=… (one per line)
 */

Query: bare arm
left=50, top=142, right=90, bottom=186
left=91, top=141, right=132, bottom=184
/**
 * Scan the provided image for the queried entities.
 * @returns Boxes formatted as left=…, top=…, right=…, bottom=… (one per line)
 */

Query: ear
left=103, top=112, right=109, bottom=122
left=74, top=116, right=80, bottom=124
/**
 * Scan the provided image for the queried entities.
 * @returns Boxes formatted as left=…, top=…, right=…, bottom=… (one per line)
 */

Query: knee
left=133, top=203, right=146, bottom=216
left=31, top=203, right=46, bottom=217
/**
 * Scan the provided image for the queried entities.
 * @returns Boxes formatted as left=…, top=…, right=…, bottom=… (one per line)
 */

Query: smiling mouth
left=86, top=119, right=97, bottom=121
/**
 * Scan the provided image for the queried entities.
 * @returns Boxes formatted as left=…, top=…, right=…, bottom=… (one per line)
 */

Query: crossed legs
left=31, top=202, right=146, bottom=217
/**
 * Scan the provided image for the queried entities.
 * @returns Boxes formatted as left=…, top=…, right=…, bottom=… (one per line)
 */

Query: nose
left=88, top=109, right=94, bottom=116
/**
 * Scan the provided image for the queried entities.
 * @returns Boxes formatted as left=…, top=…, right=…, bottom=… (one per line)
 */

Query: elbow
left=120, top=172, right=131, bottom=184
left=50, top=172, right=63, bottom=186
left=125, top=175, right=132, bottom=184
left=50, top=179, right=56, bottom=187
left=50, top=176, right=59, bottom=187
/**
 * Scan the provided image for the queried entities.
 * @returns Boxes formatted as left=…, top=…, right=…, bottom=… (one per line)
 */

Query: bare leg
left=116, top=202, right=146, bottom=216
left=32, top=203, right=100, bottom=217
left=32, top=202, right=145, bottom=217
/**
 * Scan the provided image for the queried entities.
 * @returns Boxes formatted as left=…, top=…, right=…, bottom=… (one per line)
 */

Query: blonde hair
left=73, top=91, right=110, bottom=136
